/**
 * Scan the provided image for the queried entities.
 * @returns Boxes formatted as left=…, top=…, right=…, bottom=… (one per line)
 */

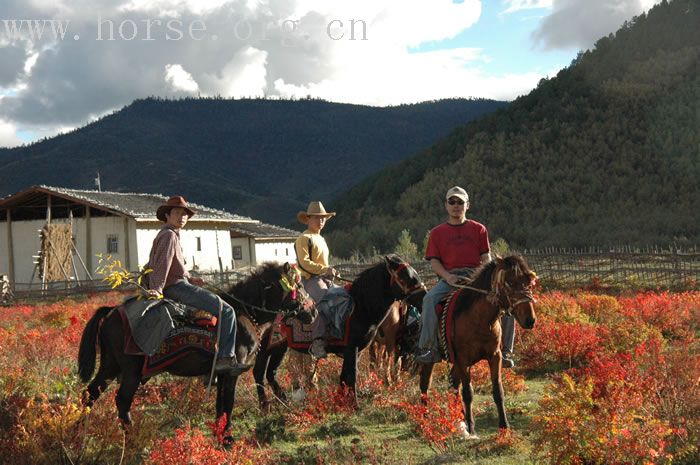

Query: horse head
left=279, top=262, right=317, bottom=324
left=491, top=255, right=537, bottom=329
left=383, top=254, right=427, bottom=308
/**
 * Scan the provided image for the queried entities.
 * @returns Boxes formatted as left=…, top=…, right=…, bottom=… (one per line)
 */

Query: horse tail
left=78, top=306, right=113, bottom=382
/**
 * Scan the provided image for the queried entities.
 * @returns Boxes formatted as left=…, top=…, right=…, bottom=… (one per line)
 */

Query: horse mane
left=453, top=255, right=532, bottom=319
left=453, top=260, right=497, bottom=319
left=349, top=261, right=389, bottom=309
left=227, top=262, right=281, bottom=305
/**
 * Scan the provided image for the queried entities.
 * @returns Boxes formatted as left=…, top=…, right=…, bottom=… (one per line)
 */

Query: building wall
left=230, top=237, right=255, bottom=268
left=1, top=217, right=233, bottom=284
left=136, top=222, right=233, bottom=272
left=255, top=241, right=297, bottom=265
left=73, top=216, right=137, bottom=280
left=1, top=219, right=44, bottom=284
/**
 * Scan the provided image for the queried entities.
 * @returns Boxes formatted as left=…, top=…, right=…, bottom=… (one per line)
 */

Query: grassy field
left=0, top=290, right=697, bottom=465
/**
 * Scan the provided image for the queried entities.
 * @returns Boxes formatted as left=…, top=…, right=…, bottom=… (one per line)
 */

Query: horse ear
left=283, top=262, right=291, bottom=273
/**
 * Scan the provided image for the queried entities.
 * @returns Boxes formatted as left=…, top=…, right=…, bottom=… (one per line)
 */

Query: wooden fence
left=516, top=247, right=699, bottom=290
left=3, top=248, right=698, bottom=303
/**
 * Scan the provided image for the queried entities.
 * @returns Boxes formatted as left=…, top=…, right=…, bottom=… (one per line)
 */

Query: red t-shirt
left=425, top=220, right=490, bottom=270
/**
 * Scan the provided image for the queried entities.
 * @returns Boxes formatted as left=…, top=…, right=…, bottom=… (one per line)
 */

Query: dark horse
left=77, top=263, right=313, bottom=436
left=253, top=254, right=427, bottom=409
left=419, top=255, right=537, bottom=437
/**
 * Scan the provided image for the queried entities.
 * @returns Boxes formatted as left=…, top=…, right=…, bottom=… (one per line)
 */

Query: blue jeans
left=501, top=314, right=515, bottom=356
left=163, top=280, right=236, bottom=359
left=419, top=269, right=474, bottom=354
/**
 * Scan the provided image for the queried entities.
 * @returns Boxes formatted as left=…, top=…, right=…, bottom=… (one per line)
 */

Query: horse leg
left=489, top=354, right=509, bottom=429
left=114, top=364, right=142, bottom=426
left=253, top=350, right=271, bottom=412
left=453, top=364, right=476, bottom=436
left=266, top=344, right=288, bottom=403
left=339, top=344, right=359, bottom=407
left=85, top=350, right=120, bottom=407
left=419, top=363, right=435, bottom=404
left=216, top=372, right=238, bottom=442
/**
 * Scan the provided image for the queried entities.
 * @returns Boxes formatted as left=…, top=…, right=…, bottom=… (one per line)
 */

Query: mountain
left=0, top=97, right=506, bottom=224
left=326, top=0, right=700, bottom=257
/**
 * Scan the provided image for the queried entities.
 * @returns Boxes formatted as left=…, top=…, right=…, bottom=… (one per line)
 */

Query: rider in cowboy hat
left=147, top=196, right=251, bottom=375
left=294, top=201, right=339, bottom=359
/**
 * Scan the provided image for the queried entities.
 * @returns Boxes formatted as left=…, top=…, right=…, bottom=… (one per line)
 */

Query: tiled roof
left=0, top=185, right=254, bottom=222
left=230, top=221, right=300, bottom=239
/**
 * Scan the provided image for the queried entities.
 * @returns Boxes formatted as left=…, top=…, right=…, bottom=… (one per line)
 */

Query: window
left=232, top=246, right=243, bottom=260
left=196, top=237, right=202, bottom=251
left=285, top=248, right=289, bottom=256
left=107, top=234, right=119, bottom=254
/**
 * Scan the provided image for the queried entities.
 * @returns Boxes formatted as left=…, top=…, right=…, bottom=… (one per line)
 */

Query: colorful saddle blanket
left=118, top=300, right=218, bottom=377
left=435, top=289, right=464, bottom=364
left=276, top=287, right=355, bottom=350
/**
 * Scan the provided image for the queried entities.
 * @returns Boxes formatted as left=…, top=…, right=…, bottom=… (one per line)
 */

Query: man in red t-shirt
left=415, top=187, right=516, bottom=367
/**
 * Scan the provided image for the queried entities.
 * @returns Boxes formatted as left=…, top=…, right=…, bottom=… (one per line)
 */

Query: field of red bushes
left=0, top=290, right=697, bottom=464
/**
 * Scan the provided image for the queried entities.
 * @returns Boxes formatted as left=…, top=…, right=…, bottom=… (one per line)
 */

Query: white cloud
left=532, top=0, right=663, bottom=50
left=501, top=0, right=553, bottom=16
left=164, top=63, right=200, bottom=93
left=0, top=0, right=563, bottom=143
left=0, top=119, right=22, bottom=148
left=200, top=46, right=268, bottom=97
left=275, top=47, right=548, bottom=104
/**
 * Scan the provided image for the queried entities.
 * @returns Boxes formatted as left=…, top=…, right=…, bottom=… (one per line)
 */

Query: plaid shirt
left=148, top=225, right=190, bottom=294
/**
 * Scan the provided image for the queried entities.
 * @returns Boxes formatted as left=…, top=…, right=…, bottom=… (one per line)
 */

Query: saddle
left=118, top=298, right=219, bottom=377
left=276, top=287, right=354, bottom=350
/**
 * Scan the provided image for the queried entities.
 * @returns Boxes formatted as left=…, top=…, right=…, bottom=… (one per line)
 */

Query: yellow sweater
left=294, top=230, right=330, bottom=279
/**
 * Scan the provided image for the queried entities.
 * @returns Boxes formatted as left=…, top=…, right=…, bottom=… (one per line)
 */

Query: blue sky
left=0, top=0, right=660, bottom=147
left=411, top=2, right=575, bottom=76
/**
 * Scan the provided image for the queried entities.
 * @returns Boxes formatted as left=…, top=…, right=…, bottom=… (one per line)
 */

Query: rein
left=207, top=282, right=300, bottom=318
left=384, top=260, right=426, bottom=301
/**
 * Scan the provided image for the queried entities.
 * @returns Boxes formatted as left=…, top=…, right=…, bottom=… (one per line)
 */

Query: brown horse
left=419, top=255, right=537, bottom=437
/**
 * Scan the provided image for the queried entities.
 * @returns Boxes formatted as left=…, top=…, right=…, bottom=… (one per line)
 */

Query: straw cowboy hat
left=297, top=201, right=336, bottom=224
left=156, top=196, right=196, bottom=222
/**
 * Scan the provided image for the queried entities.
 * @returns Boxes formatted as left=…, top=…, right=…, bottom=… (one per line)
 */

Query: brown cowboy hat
left=297, top=201, right=336, bottom=224
left=156, top=196, right=196, bottom=222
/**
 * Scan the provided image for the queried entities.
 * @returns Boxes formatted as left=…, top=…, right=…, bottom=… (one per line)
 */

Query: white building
left=0, top=186, right=257, bottom=284
left=230, top=221, right=300, bottom=268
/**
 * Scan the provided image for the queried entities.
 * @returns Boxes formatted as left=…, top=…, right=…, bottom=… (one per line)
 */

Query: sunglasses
left=447, top=199, right=465, bottom=205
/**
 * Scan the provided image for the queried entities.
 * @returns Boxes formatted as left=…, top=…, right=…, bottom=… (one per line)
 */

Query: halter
left=384, top=259, right=426, bottom=300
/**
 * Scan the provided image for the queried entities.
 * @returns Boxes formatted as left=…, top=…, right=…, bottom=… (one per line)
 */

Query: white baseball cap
left=445, top=186, right=468, bottom=203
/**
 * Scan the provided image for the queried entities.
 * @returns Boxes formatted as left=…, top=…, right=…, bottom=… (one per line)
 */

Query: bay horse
left=253, top=254, right=427, bottom=409
left=419, top=255, right=537, bottom=437
left=77, top=263, right=312, bottom=437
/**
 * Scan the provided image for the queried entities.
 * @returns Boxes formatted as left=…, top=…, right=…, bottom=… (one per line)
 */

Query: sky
left=0, top=0, right=662, bottom=148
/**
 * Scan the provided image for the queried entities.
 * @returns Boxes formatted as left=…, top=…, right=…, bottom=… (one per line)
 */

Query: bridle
left=385, top=259, right=427, bottom=301
left=453, top=265, right=536, bottom=317
left=489, top=268, right=537, bottom=317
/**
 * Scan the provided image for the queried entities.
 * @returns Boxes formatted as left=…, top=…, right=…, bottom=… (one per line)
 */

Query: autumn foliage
left=0, top=290, right=697, bottom=464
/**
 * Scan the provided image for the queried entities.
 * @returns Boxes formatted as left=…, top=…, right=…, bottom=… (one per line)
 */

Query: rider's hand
left=146, top=289, right=162, bottom=299
left=189, top=276, right=206, bottom=287
left=445, top=274, right=462, bottom=287
left=325, top=267, right=338, bottom=279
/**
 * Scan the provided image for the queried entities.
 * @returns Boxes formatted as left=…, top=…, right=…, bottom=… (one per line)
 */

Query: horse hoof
left=290, top=387, right=306, bottom=402
left=457, top=421, right=478, bottom=440
left=222, top=435, right=235, bottom=449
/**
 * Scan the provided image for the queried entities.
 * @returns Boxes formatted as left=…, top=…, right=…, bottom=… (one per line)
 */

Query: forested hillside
left=0, top=98, right=505, bottom=224
left=327, top=0, right=699, bottom=257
